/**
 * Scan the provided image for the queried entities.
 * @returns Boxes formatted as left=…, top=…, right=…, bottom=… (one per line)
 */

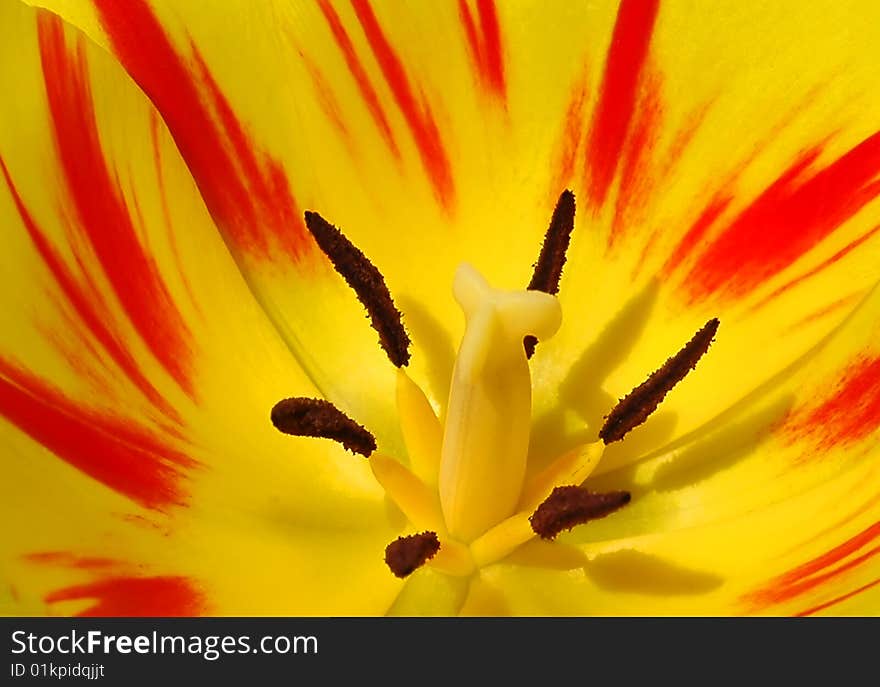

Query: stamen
left=599, top=318, right=720, bottom=443
left=271, top=397, right=376, bottom=457
left=525, top=189, right=576, bottom=358
left=304, top=211, right=411, bottom=367
left=529, top=486, right=631, bottom=540
left=384, top=531, right=441, bottom=578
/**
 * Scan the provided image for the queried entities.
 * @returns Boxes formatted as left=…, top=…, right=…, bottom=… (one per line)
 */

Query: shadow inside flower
left=583, top=549, right=723, bottom=596
left=649, top=394, right=794, bottom=493
left=584, top=393, right=794, bottom=499
left=529, top=279, right=675, bottom=471
left=398, top=296, right=455, bottom=412
left=559, top=278, right=660, bottom=431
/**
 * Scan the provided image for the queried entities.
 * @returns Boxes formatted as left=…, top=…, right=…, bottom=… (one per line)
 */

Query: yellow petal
left=369, top=453, right=444, bottom=532
left=395, top=368, right=442, bottom=484
left=1, top=3, right=399, bottom=615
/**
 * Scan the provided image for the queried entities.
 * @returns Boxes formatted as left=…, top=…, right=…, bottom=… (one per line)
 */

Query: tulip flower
left=1, top=0, right=879, bottom=616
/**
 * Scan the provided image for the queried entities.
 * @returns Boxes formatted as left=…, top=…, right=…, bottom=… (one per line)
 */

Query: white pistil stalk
left=439, top=263, right=562, bottom=542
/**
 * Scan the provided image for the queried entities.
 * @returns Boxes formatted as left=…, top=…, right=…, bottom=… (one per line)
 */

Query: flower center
left=271, top=192, right=718, bottom=581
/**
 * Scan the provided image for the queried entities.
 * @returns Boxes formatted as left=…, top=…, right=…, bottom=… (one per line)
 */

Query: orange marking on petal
left=781, top=293, right=863, bottom=334
left=795, top=577, right=880, bottom=616
left=742, top=521, right=880, bottom=612
left=317, top=0, right=401, bottom=161
left=785, top=356, right=880, bottom=451
left=549, top=69, right=590, bottom=204
left=678, top=131, right=880, bottom=303
left=0, top=157, right=181, bottom=423
left=657, top=102, right=713, bottom=182
left=24, top=551, right=118, bottom=571
left=0, top=357, right=196, bottom=510
left=91, top=0, right=310, bottom=263
left=298, top=50, right=355, bottom=152
left=584, top=0, right=660, bottom=210
left=37, top=16, right=196, bottom=399
left=749, top=224, right=880, bottom=313
left=630, top=227, right=662, bottom=281
left=45, top=576, right=205, bottom=616
left=148, top=111, right=202, bottom=317
left=609, top=71, right=663, bottom=249
left=350, top=0, right=456, bottom=211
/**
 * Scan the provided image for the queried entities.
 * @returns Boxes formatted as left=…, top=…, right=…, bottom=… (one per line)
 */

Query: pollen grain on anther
left=529, top=486, right=631, bottom=540
left=304, top=210, right=411, bottom=367
left=271, top=397, right=377, bottom=457
left=525, top=189, right=576, bottom=358
left=599, top=317, right=719, bottom=443
left=384, top=531, right=441, bottom=578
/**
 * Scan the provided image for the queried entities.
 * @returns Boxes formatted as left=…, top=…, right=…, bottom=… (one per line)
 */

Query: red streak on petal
left=609, top=74, right=662, bottom=248
left=0, top=358, right=195, bottom=510
left=549, top=70, right=590, bottom=204
left=749, top=224, right=880, bottom=313
left=584, top=0, right=660, bottom=209
left=350, top=0, right=456, bottom=211
left=795, top=577, right=880, bottom=616
left=786, top=356, right=880, bottom=450
left=458, top=1, right=483, bottom=80
left=661, top=195, right=733, bottom=275
left=776, top=522, right=880, bottom=589
left=0, top=157, right=180, bottom=422
left=45, top=576, right=204, bottom=616
left=91, top=0, right=309, bottom=262
left=189, top=49, right=305, bottom=261
left=743, top=521, right=880, bottom=612
left=459, top=0, right=506, bottom=101
left=317, top=0, right=401, bottom=161
left=476, top=0, right=506, bottom=101
left=37, top=16, right=195, bottom=398
left=679, top=131, right=880, bottom=303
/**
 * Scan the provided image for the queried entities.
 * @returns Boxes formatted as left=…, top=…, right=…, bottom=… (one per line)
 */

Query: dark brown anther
left=304, top=211, right=411, bottom=367
left=525, top=189, right=576, bottom=358
left=271, top=397, right=377, bottom=457
left=384, top=532, right=441, bottom=578
left=599, top=318, right=720, bottom=443
left=529, top=486, right=631, bottom=540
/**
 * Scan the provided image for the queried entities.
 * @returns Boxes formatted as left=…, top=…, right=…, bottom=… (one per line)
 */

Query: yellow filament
left=469, top=511, right=536, bottom=568
left=369, top=454, right=445, bottom=532
left=396, top=368, right=443, bottom=486
left=428, top=539, right=476, bottom=577
left=519, top=441, right=605, bottom=511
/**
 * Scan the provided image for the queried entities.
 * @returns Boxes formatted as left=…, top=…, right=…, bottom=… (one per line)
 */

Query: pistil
left=439, top=263, right=562, bottom=542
